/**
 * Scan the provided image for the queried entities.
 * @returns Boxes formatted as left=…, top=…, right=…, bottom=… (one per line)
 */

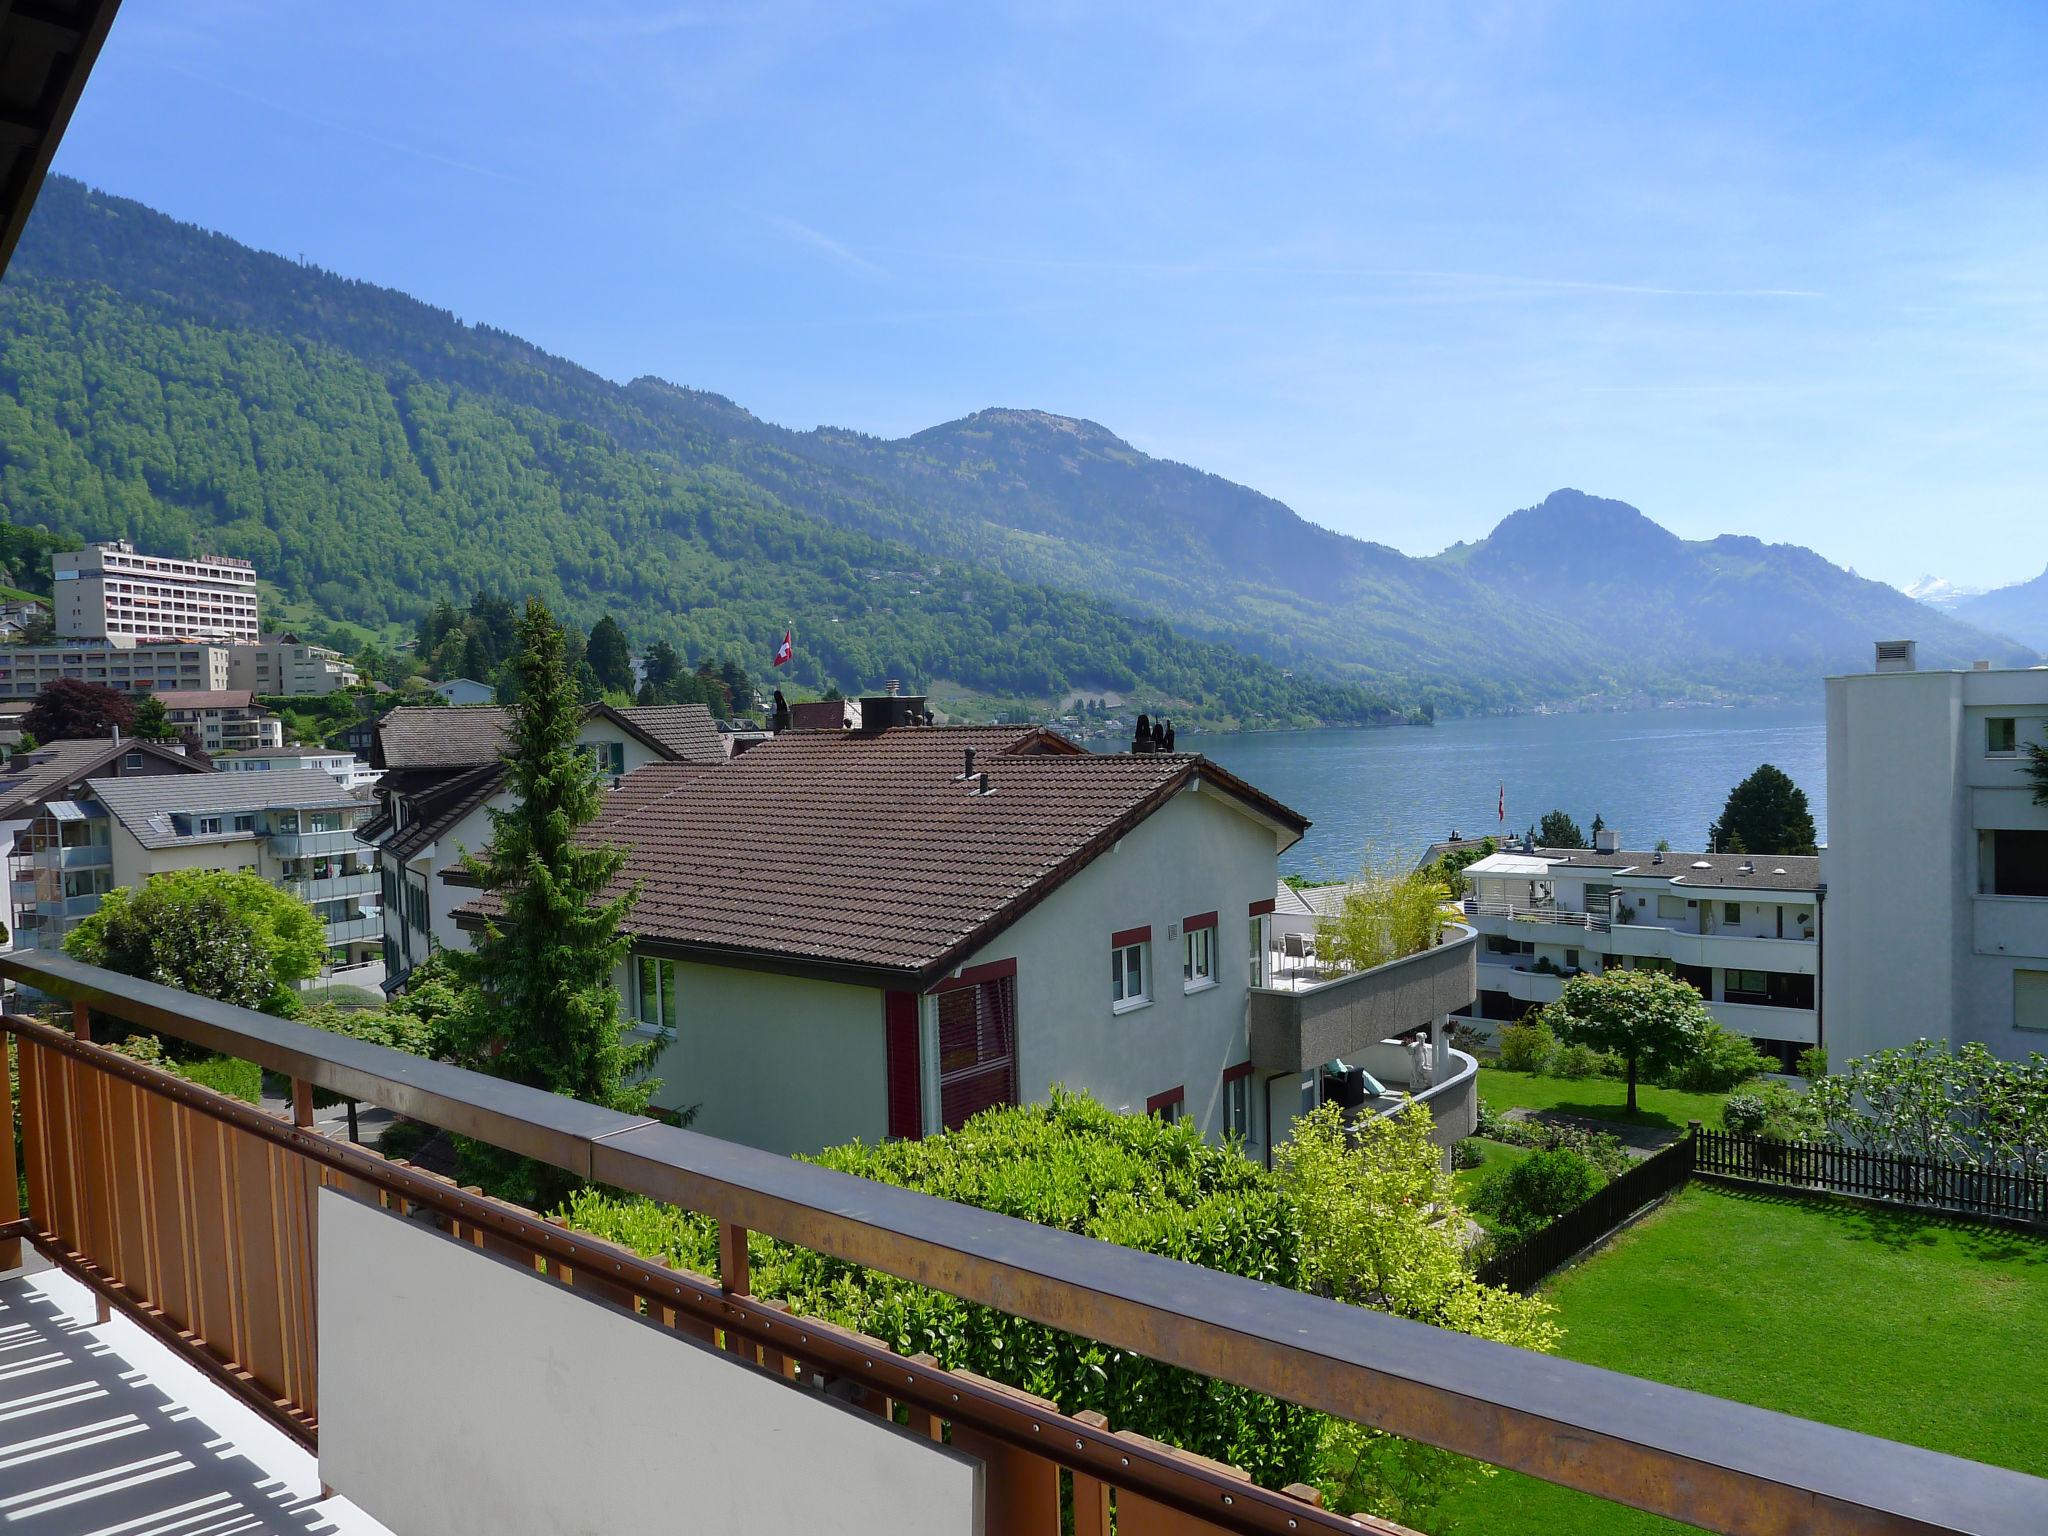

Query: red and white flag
left=772, top=627, right=794, bottom=668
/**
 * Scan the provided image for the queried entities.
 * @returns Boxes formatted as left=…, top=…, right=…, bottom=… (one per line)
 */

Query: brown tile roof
left=155, top=689, right=259, bottom=711
left=383, top=761, right=508, bottom=860
left=456, top=726, right=1307, bottom=985
left=0, top=736, right=206, bottom=821
left=373, top=706, right=512, bottom=771
left=615, top=704, right=723, bottom=765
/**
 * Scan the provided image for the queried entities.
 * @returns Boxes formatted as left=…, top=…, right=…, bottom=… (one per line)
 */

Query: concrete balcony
left=1710, top=999, right=1818, bottom=1045
left=266, top=828, right=364, bottom=858
left=1248, top=923, right=1476, bottom=1073
left=1973, top=894, right=2048, bottom=959
left=1604, top=922, right=1818, bottom=973
left=1474, top=960, right=1566, bottom=1005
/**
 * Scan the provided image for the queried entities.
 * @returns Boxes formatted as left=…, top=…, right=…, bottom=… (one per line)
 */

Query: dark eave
left=0, top=2, right=123, bottom=281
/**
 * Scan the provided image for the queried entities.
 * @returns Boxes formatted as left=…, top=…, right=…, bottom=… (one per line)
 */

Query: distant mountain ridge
left=1946, top=566, right=2048, bottom=652
left=0, top=176, right=2034, bottom=717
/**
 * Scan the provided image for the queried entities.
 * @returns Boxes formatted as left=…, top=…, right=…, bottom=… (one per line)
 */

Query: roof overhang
left=0, top=2, right=123, bottom=281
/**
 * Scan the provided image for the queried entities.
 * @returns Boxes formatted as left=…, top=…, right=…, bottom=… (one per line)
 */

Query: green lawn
left=1477, top=1065, right=1732, bottom=1131
left=1451, top=1137, right=1530, bottom=1203
left=1441, top=1182, right=2048, bottom=1535
left=180, top=1054, right=262, bottom=1104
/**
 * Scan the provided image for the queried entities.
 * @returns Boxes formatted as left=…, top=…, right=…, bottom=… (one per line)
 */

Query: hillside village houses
left=436, top=697, right=1478, bottom=1164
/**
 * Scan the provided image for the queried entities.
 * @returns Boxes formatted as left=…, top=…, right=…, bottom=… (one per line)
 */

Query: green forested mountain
left=0, top=177, right=2028, bottom=721
left=0, top=179, right=1395, bottom=728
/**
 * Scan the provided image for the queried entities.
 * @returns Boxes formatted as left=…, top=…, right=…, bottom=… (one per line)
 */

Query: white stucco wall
left=1825, top=666, right=2048, bottom=1065
left=630, top=959, right=891, bottom=1156
left=942, top=781, right=1283, bottom=1157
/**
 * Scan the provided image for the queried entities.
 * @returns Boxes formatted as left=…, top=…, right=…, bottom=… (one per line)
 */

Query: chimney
left=111, top=725, right=121, bottom=745
left=1651, top=849, right=1664, bottom=865
left=1593, top=826, right=1620, bottom=854
left=1874, top=639, right=1917, bottom=673
left=1973, top=659, right=1991, bottom=671
left=957, top=746, right=977, bottom=781
left=885, top=678, right=901, bottom=696
left=856, top=690, right=927, bottom=734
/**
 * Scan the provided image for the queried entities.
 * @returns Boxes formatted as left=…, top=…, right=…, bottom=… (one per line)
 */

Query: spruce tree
left=444, top=598, right=661, bottom=1208
left=1708, top=764, right=1818, bottom=855
left=131, top=695, right=177, bottom=742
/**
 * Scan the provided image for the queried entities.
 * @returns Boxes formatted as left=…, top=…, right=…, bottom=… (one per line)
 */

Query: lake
left=1179, top=704, right=1826, bottom=878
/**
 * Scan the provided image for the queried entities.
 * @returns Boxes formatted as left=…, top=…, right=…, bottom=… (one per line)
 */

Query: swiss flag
left=773, top=627, right=793, bottom=668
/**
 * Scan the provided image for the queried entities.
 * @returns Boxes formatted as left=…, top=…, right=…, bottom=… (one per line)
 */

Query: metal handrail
left=1462, top=897, right=1611, bottom=932
left=1, top=948, right=2039, bottom=1536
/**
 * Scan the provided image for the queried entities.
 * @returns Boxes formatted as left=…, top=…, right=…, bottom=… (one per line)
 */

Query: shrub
left=1795, top=1045, right=1828, bottom=1080
left=1317, top=860, right=1449, bottom=973
left=1721, top=1092, right=1769, bottom=1136
left=1550, top=1042, right=1605, bottom=1080
left=1659, top=1022, right=1771, bottom=1093
left=1725, top=1081, right=1821, bottom=1141
left=1474, top=1148, right=1603, bottom=1238
left=1496, top=1019, right=1555, bottom=1075
left=1451, top=1137, right=1487, bottom=1170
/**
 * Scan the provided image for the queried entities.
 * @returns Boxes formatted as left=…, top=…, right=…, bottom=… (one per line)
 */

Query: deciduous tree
left=1548, top=968, right=1714, bottom=1113
left=23, top=679, right=133, bottom=742
left=64, top=870, right=325, bottom=1016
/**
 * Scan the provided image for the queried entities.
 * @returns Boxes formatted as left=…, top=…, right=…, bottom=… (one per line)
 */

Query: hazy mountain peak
left=910, top=407, right=1131, bottom=453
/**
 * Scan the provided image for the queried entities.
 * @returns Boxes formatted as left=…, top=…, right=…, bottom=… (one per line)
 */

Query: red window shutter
left=884, top=990, right=922, bottom=1140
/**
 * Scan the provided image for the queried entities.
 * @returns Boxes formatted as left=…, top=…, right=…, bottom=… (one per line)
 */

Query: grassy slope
left=1476, top=1065, right=1733, bottom=1132
left=1441, top=1183, right=2048, bottom=1535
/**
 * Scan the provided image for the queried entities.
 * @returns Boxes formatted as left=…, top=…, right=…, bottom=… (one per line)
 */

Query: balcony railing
left=1462, top=897, right=1610, bottom=932
left=0, top=947, right=2037, bottom=1536
left=26, top=843, right=111, bottom=871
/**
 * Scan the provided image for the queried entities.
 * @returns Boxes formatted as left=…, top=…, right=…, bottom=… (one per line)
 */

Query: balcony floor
left=0, top=1269, right=386, bottom=1536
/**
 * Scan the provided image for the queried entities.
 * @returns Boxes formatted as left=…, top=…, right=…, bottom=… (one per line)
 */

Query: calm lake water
left=1180, top=704, right=1826, bottom=878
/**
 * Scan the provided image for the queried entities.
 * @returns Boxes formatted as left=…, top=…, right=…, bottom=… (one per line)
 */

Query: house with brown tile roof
left=368, top=700, right=725, bottom=988
left=449, top=711, right=1322, bottom=1159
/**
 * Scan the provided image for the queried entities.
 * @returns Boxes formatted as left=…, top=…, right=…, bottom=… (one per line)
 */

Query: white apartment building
left=156, top=690, right=285, bottom=755
left=0, top=641, right=230, bottom=699
left=217, top=745, right=380, bottom=792
left=1456, top=831, right=1822, bottom=1058
left=10, top=767, right=380, bottom=969
left=54, top=540, right=259, bottom=644
left=225, top=634, right=360, bottom=696
left=1824, top=641, right=2048, bottom=1064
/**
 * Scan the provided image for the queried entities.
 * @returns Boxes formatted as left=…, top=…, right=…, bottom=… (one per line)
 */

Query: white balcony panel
left=1710, top=1000, right=1818, bottom=1045
left=1974, top=895, right=2048, bottom=960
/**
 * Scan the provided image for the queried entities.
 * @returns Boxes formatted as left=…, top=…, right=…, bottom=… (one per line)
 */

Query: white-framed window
left=1988, top=717, right=2019, bottom=755
left=587, top=740, right=627, bottom=776
left=636, top=955, right=678, bottom=1034
left=197, top=816, right=223, bottom=835
left=1112, top=941, right=1150, bottom=1012
left=1248, top=914, right=1268, bottom=987
left=1225, top=1071, right=1253, bottom=1140
left=1184, top=924, right=1215, bottom=991
left=2015, top=969, right=2048, bottom=1032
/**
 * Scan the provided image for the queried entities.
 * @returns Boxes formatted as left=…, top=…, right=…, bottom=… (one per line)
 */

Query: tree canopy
left=1548, top=968, right=1716, bottom=1112
left=130, top=694, right=177, bottom=741
left=1537, top=809, right=1586, bottom=849
left=1708, top=763, right=1818, bottom=855
left=22, top=679, right=133, bottom=742
left=64, top=869, right=326, bottom=1016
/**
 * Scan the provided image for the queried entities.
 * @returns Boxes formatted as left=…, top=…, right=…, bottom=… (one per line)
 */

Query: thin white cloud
left=763, top=214, right=884, bottom=277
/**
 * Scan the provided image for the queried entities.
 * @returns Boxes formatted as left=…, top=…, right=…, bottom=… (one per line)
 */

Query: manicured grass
left=1441, top=1182, right=2048, bottom=1535
left=1477, top=1065, right=1732, bottom=1131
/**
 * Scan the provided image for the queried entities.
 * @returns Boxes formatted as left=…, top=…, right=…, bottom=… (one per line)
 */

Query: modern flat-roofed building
left=1825, top=640, right=2048, bottom=1064
left=225, top=632, right=360, bottom=696
left=1455, top=832, right=1822, bottom=1059
left=218, top=744, right=379, bottom=791
left=53, top=539, right=259, bottom=644
left=0, top=640, right=230, bottom=698
left=155, top=688, right=284, bottom=754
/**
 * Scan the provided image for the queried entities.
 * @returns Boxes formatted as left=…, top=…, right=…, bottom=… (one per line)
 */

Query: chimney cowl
left=1873, top=639, right=1917, bottom=673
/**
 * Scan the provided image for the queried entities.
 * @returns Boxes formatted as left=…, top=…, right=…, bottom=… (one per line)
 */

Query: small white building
left=1824, top=640, right=2048, bottom=1064
left=216, top=745, right=380, bottom=792
left=1456, top=833, right=1822, bottom=1059
left=429, top=678, right=496, bottom=707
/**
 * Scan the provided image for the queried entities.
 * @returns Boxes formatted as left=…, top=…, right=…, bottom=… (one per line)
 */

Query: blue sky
left=46, top=2, right=2048, bottom=590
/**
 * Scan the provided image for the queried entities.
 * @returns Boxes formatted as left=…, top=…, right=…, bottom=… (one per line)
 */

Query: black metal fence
left=1475, top=1134, right=1695, bottom=1292
left=1693, top=1128, right=2048, bottom=1226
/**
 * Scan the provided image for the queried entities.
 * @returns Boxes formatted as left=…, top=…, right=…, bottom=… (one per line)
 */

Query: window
left=2016, top=971, right=2048, bottom=1033
left=587, top=740, right=627, bottom=776
left=1183, top=919, right=1216, bottom=991
left=937, top=972, right=1017, bottom=1130
left=1657, top=894, right=1688, bottom=919
left=1982, top=829, right=2048, bottom=898
left=1224, top=1064, right=1253, bottom=1140
left=635, top=956, right=678, bottom=1033
left=233, top=813, right=255, bottom=832
left=1248, top=915, right=1268, bottom=987
left=122, top=752, right=143, bottom=770
left=1724, top=902, right=1742, bottom=925
left=197, top=816, right=223, bottom=835
left=1111, top=930, right=1150, bottom=1012
left=1563, top=948, right=1579, bottom=970
left=1146, top=1086, right=1185, bottom=1124
left=1988, top=717, right=2019, bottom=755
